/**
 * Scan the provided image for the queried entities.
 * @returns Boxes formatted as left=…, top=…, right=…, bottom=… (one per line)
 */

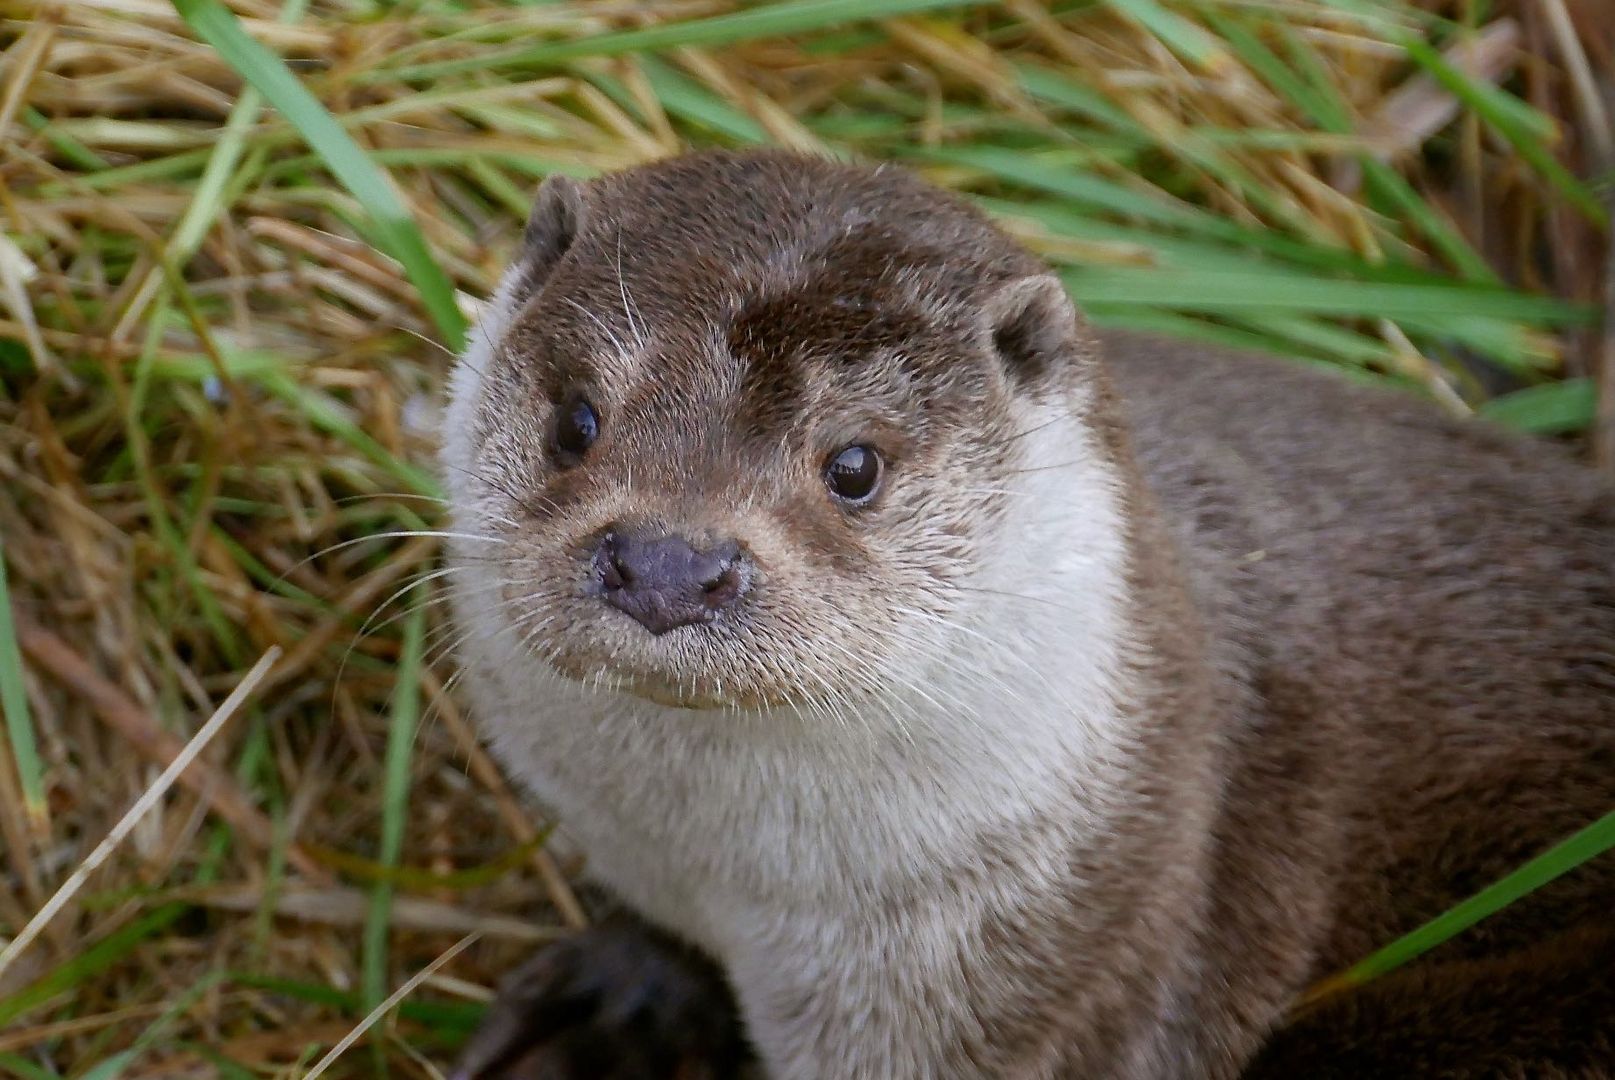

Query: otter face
left=442, top=153, right=1099, bottom=711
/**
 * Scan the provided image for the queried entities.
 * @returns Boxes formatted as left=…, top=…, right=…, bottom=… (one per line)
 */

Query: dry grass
left=0, top=0, right=1610, bottom=1075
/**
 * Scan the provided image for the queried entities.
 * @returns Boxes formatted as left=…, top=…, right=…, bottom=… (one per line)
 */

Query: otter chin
left=440, top=149, right=1615, bottom=1080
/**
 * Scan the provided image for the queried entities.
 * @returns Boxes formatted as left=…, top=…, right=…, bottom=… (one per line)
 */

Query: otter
left=438, top=150, right=1615, bottom=1078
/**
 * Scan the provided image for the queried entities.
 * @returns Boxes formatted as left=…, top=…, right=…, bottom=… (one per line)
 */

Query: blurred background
left=0, top=1, right=1611, bottom=1075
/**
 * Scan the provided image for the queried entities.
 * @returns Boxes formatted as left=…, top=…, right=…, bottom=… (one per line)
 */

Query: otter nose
left=594, top=530, right=748, bottom=636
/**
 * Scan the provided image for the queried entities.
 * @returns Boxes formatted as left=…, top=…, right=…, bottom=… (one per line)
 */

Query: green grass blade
left=983, top=197, right=1407, bottom=283
left=917, top=145, right=1409, bottom=274
left=1081, top=306, right=1408, bottom=388
left=130, top=299, right=243, bottom=664
left=1060, top=267, right=1591, bottom=323
left=1105, top=0, right=1228, bottom=72
left=166, top=0, right=312, bottom=269
left=0, top=1052, right=63, bottom=1080
left=1479, top=378, right=1597, bottom=434
left=169, top=0, right=468, bottom=350
left=1227, top=313, right=1397, bottom=369
left=23, top=107, right=110, bottom=172
left=1207, top=11, right=1347, bottom=131
left=134, top=346, right=440, bottom=495
left=986, top=200, right=1555, bottom=377
left=1398, top=34, right=1605, bottom=222
left=916, top=144, right=1218, bottom=230
left=171, top=1044, right=257, bottom=1080
left=76, top=973, right=225, bottom=1080
left=1396, top=313, right=1558, bottom=373
left=1202, top=12, right=1499, bottom=280
left=375, top=0, right=988, bottom=81
left=1082, top=306, right=1331, bottom=363
left=362, top=596, right=427, bottom=1036
left=49, top=147, right=216, bottom=192
left=1359, top=157, right=1499, bottom=283
left=636, top=57, right=770, bottom=145
left=230, top=972, right=484, bottom=1030
left=1307, top=807, right=1615, bottom=1002
left=1012, top=63, right=1146, bottom=136
left=0, top=534, right=46, bottom=831
left=73, top=1050, right=139, bottom=1079
left=258, top=370, right=441, bottom=498
left=0, top=906, right=188, bottom=1028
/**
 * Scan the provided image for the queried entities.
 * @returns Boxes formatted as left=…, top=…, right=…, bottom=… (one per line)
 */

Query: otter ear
left=980, top=274, right=1082, bottom=389
left=520, top=174, right=587, bottom=289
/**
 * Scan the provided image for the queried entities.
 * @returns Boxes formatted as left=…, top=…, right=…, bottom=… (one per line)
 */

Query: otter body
left=440, top=151, right=1615, bottom=1079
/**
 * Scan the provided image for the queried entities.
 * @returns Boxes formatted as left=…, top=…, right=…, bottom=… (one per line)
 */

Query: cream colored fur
left=442, top=278, right=1150, bottom=1076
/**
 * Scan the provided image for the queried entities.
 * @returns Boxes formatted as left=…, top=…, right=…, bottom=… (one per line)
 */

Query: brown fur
left=1247, top=925, right=1615, bottom=1077
left=445, top=150, right=1615, bottom=1078
left=1108, top=335, right=1615, bottom=1074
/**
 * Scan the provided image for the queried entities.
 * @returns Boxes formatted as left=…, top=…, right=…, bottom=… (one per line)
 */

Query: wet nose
left=593, top=529, right=748, bottom=636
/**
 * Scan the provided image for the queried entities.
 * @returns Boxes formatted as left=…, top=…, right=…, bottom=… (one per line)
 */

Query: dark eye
left=553, top=397, right=599, bottom=462
left=824, top=445, right=881, bottom=505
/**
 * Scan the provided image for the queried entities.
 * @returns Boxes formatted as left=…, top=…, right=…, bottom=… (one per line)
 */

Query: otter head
left=441, top=152, right=1116, bottom=714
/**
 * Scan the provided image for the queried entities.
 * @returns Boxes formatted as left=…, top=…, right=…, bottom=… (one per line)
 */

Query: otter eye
left=824, top=445, right=881, bottom=505
left=554, top=397, right=599, bottom=462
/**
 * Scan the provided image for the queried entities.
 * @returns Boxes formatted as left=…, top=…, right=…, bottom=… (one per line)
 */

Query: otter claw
left=450, top=920, right=748, bottom=1080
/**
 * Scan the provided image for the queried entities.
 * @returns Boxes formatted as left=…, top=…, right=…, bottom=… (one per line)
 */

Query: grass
left=171, top=0, right=468, bottom=350
left=0, top=0, right=1611, bottom=1075
left=0, top=534, right=45, bottom=834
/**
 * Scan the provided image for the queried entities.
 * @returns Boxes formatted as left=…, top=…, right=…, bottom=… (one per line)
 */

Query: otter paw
left=450, top=922, right=748, bottom=1080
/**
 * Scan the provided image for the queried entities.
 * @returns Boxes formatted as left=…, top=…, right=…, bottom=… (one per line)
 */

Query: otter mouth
left=617, top=678, right=750, bottom=711
left=543, top=647, right=785, bottom=712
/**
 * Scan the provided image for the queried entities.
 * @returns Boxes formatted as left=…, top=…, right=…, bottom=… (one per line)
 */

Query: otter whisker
left=331, top=572, right=511, bottom=719
left=332, top=491, right=450, bottom=509
left=890, top=607, right=1059, bottom=719
left=1001, top=459, right=1092, bottom=477
left=308, top=529, right=503, bottom=560
left=959, top=487, right=1039, bottom=499
left=807, top=631, right=918, bottom=741
left=614, top=228, right=647, bottom=348
left=457, top=306, right=502, bottom=380
left=258, top=530, right=495, bottom=601
left=353, top=564, right=484, bottom=643
left=963, top=411, right=1072, bottom=457
left=334, top=566, right=499, bottom=685
left=440, top=459, right=560, bottom=520
left=425, top=619, right=494, bottom=675
left=952, top=585, right=1104, bottom=622
left=393, top=323, right=461, bottom=364
left=564, top=296, right=633, bottom=361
